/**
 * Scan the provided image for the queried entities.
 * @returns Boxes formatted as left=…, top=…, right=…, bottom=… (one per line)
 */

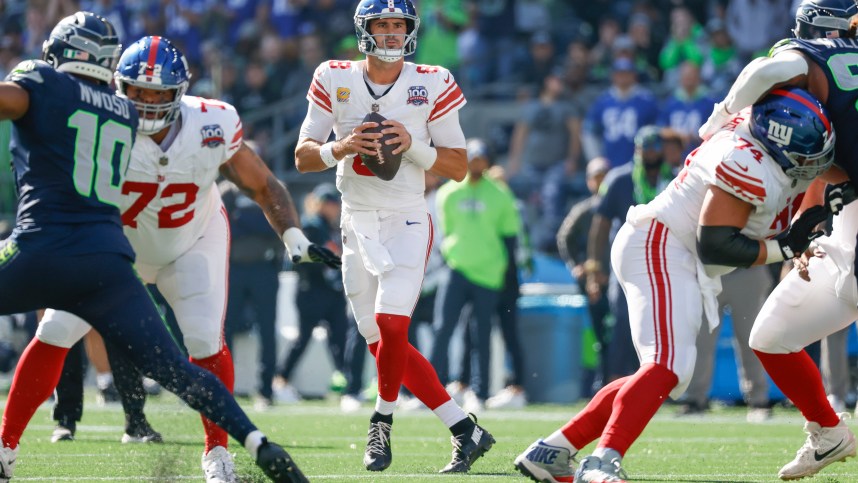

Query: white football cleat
left=462, top=389, right=485, bottom=414
left=340, top=394, right=363, bottom=413
left=486, top=386, right=527, bottom=409
left=574, top=453, right=628, bottom=483
left=779, top=415, right=857, bottom=480
left=0, top=442, right=18, bottom=483
left=514, top=439, right=576, bottom=483
left=202, top=446, right=237, bottom=483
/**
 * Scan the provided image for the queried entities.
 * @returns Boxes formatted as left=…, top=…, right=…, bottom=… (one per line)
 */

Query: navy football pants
left=0, top=243, right=257, bottom=444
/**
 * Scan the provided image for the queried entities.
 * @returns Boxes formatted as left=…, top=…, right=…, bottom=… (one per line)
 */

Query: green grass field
left=6, top=393, right=858, bottom=482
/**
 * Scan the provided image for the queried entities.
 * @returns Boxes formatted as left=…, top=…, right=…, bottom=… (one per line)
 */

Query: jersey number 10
left=68, top=110, right=133, bottom=208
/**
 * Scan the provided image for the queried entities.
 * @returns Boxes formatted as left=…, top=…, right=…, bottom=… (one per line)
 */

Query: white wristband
left=406, top=138, right=437, bottom=171
left=764, top=239, right=786, bottom=264
left=282, top=227, right=311, bottom=262
left=320, top=142, right=340, bottom=168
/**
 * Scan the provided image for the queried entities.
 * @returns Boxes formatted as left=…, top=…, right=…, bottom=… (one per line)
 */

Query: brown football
left=360, top=111, right=403, bottom=181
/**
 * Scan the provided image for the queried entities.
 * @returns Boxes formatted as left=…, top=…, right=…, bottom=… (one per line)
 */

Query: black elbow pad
left=697, top=225, right=760, bottom=267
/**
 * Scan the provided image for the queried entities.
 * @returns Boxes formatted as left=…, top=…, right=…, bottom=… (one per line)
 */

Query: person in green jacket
left=430, top=138, right=522, bottom=412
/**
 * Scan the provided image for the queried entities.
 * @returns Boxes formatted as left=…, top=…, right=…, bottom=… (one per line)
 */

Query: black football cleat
left=121, top=419, right=163, bottom=444
left=364, top=420, right=393, bottom=471
left=439, top=416, right=495, bottom=473
left=256, top=440, right=309, bottom=483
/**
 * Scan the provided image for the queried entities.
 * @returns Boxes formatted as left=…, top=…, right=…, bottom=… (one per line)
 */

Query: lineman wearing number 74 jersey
left=516, top=87, right=838, bottom=483
left=30, top=35, right=339, bottom=483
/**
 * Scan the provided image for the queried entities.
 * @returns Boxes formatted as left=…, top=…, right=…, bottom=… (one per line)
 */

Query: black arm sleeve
left=696, top=225, right=761, bottom=267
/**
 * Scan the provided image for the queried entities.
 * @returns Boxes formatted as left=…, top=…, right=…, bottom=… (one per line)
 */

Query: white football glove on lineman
left=698, top=102, right=733, bottom=141
left=282, top=227, right=342, bottom=269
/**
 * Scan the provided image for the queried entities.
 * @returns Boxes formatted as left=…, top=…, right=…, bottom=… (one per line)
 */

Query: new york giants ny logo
left=766, top=120, right=793, bottom=146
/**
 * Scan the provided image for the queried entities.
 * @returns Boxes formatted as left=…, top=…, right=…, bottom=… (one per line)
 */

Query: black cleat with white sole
left=364, top=420, right=393, bottom=471
left=256, top=440, right=309, bottom=483
left=440, top=417, right=495, bottom=473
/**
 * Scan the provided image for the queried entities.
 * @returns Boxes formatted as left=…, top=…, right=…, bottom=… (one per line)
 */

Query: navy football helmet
left=41, top=12, right=121, bottom=84
left=793, top=0, right=858, bottom=39
left=354, top=0, right=420, bottom=62
left=749, top=87, right=835, bottom=180
left=114, top=36, right=190, bottom=135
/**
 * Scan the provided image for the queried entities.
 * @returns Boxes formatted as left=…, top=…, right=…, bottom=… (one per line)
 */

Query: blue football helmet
left=793, top=0, right=858, bottom=39
left=749, top=87, right=835, bottom=180
left=354, top=0, right=420, bottom=62
left=114, top=36, right=190, bottom=135
left=41, top=11, right=121, bottom=84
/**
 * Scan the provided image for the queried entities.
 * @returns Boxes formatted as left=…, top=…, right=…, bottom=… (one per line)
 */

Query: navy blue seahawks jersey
left=6, top=60, right=138, bottom=258
left=772, top=38, right=858, bottom=185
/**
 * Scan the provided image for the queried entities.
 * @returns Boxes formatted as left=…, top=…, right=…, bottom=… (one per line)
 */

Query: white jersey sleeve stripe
left=308, top=79, right=332, bottom=113
left=429, top=84, right=465, bottom=123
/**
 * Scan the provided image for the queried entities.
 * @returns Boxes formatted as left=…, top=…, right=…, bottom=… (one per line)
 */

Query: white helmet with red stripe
left=114, top=36, right=190, bottom=135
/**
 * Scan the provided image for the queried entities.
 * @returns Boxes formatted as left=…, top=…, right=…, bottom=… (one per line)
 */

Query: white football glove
left=282, top=227, right=342, bottom=269
left=698, top=102, right=733, bottom=141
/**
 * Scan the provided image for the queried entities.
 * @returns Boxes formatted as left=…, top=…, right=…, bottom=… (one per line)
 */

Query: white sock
left=543, top=430, right=578, bottom=454
left=593, top=446, right=621, bottom=461
left=96, top=372, right=113, bottom=390
left=375, top=397, right=397, bottom=415
left=244, top=430, right=266, bottom=461
left=433, top=399, right=468, bottom=428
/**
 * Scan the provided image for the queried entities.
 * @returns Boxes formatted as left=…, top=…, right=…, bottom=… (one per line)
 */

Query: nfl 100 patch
left=200, top=124, right=225, bottom=148
left=407, top=85, right=428, bottom=106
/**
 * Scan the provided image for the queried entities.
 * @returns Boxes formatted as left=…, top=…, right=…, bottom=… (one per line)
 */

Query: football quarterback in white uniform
left=35, top=36, right=336, bottom=483
left=515, top=87, right=836, bottom=483
left=294, top=0, right=494, bottom=475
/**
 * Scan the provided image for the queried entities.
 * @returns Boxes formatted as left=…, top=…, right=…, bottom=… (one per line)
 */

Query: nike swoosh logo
left=444, top=73, right=451, bottom=84
left=736, top=163, right=749, bottom=172
left=815, top=440, right=844, bottom=461
left=406, top=220, right=421, bottom=225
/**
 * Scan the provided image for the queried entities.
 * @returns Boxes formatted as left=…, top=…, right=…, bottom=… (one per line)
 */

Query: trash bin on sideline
left=518, top=285, right=590, bottom=404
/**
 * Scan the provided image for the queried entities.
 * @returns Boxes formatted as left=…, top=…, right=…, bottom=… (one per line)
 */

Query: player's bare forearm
left=428, top=147, right=466, bottom=181
left=220, top=143, right=301, bottom=234
left=294, top=139, right=330, bottom=173
left=0, top=83, right=29, bottom=120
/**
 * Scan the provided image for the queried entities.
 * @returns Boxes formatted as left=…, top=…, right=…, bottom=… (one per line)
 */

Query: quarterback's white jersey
left=307, top=60, right=466, bottom=212
left=633, top=109, right=810, bottom=266
left=121, top=96, right=242, bottom=266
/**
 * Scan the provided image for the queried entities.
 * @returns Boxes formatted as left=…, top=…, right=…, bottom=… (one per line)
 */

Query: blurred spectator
left=506, top=72, right=581, bottom=201
left=588, top=17, right=623, bottom=83
left=658, top=6, right=704, bottom=91
left=661, top=127, right=686, bottom=172
left=514, top=32, right=559, bottom=95
left=431, top=139, right=522, bottom=413
left=582, top=58, right=660, bottom=168
left=700, top=17, right=743, bottom=99
left=0, top=120, right=14, bottom=218
left=415, top=0, right=467, bottom=71
left=461, top=0, right=522, bottom=96
left=152, top=0, right=208, bottom=66
left=220, top=173, right=285, bottom=409
left=658, top=61, right=715, bottom=151
left=725, top=0, right=791, bottom=62
left=557, top=156, right=611, bottom=392
left=274, top=183, right=347, bottom=404
left=263, top=0, right=303, bottom=39
left=627, top=12, right=661, bottom=82
left=585, top=126, right=672, bottom=382
left=680, top=266, right=774, bottom=423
